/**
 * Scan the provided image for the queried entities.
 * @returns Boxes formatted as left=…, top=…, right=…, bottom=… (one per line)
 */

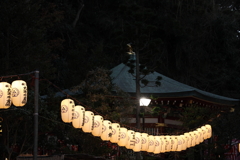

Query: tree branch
left=72, top=0, right=84, bottom=28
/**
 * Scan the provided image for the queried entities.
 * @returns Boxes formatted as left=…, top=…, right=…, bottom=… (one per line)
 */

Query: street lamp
left=140, top=98, right=151, bottom=107
left=140, top=98, right=151, bottom=130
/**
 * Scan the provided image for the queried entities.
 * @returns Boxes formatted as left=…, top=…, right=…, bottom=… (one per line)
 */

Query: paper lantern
left=183, top=133, right=191, bottom=149
left=193, top=130, right=200, bottom=145
left=126, top=130, right=135, bottom=149
left=180, top=135, right=187, bottom=150
left=205, top=124, right=212, bottom=138
left=159, top=136, right=166, bottom=153
left=170, top=136, right=178, bottom=151
left=72, top=105, right=85, bottom=128
left=0, top=82, right=11, bottom=109
left=153, top=136, right=161, bottom=154
left=176, top=135, right=183, bottom=152
left=164, top=135, right=171, bottom=152
left=110, top=123, right=120, bottom=143
left=11, top=80, right=27, bottom=107
left=201, top=126, right=208, bottom=140
left=147, top=135, right=155, bottom=153
left=117, top=127, right=128, bottom=146
left=197, top=128, right=204, bottom=143
left=133, top=132, right=142, bottom=152
left=189, top=131, right=196, bottom=147
left=61, top=99, right=75, bottom=123
left=92, top=115, right=103, bottom=137
left=82, top=111, right=94, bottom=133
left=141, top=133, right=149, bottom=151
left=101, top=120, right=112, bottom=141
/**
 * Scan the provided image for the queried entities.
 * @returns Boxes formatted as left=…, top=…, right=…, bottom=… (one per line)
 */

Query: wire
left=0, top=71, right=35, bottom=79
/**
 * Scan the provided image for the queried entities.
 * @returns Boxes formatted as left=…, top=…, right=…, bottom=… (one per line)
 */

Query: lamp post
left=135, top=50, right=141, bottom=129
left=140, top=98, right=151, bottom=130
left=33, top=71, right=39, bottom=160
left=127, top=44, right=151, bottom=130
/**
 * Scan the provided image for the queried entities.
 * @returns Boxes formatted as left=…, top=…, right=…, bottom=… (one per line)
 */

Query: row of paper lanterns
left=0, top=80, right=27, bottom=109
left=61, top=99, right=212, bottom=153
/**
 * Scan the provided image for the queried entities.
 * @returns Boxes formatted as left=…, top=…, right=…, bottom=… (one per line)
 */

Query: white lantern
left=201, top=126, right=208, bottom=140
left=117, top=127, right=128, bottom=146
left=92, top=115, right=103, bottom=137
left=126, top=130, right=135, bottom=149
left=170, top=136, right=178, bottom=151
left=133, top=132, right=142, bottom=152
left=193, top=130, right=200, bottom=145
left=205, top=124, right=212, bottom=138
left=72, top=105, right=85, bottom=128
left=61, top=99, right=75, bottom=123
left=141, top=133, right=149, bottom=151
left=0, top=82, right=11, bottom=109
left=153, top=136, right=161, bottom=154
left=197, top=128, right=204, bottom=143
left=238, top=143, right=240, bottom=152
left=176, top=135, right=183, bottom=152
left=180, top=134, right=187, bottom=150
left=189, top=131, right=196, bottom=147
left=11, top=80, right=27, bottom=107
left=82, top=111, right=94, bottom=133
left=110, top=123, right=120, bottom=143
left=101, top=120, right=112, bottom=141
left=160, top=136, right=166, bottom=153
left=164, top=135, right=171, bottom=152
left=147, top=135, right=155, bottom=153
left=183, top=133, right=191, bottom=149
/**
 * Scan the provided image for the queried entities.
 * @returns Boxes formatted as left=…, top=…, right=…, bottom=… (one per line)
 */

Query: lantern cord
left=40, top=78, right=89, bottom=109
left=33, top=76, right=218, bottom=136
left=40, top=77, right=218, bottom=136
left=0, top=71, right=35, bottom=79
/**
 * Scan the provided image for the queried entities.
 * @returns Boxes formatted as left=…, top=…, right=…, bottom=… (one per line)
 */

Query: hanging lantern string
left=40, top=77, right=214, bottom=136
left=40, top=78, right=112, bottom=121
left=0, top=72, right=215, bottom=137
left=0, top=71, right=35, bottom=79
left=40, top=78, right=149, bottom=134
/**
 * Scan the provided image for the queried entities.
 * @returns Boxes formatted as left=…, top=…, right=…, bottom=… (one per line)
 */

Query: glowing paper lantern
left=110, top=123, right=120, bottom=143
left=61, top=99, right=75, bottom=123
left=133, top=132, right=142, bottom=152
left=141, top=133, right=149, bottom=151
left=170, top=136, right=178, bottom=151
left=117, top=127, right=128, bottom=146
left=189, top=131, right=196, bottom=147
left=101, top=120, right=112, bottom=141
left=92, top=115, right=103, bottom=137
left=72, top=105, right=85, bottom=128
left=0, top=82, right=11, bottom=109
left=180, top=135, right=187, bottom=150
left=197, top=128, right=204, bottom=143
left=160, top=136, right=166, bottom=153
left=183, top=132, right=191, bottom=149
left=82, top=111, right=94, bottom=133
left=126, top=130, right=135, bottom=149
left=201, top=126, right=208, bottom=140
left=176, top=135, right=183, bottom=152
left=147, top=135, right=155, bottom=153
left=164, top=135, right=171, bottom=152
left=205, top=124, right=212, bottom=138
left=193, top=130, right=200, bottom=145
left=11, top=80, right=27, bottom=107
left=153, top=136, right=161, bottom=154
